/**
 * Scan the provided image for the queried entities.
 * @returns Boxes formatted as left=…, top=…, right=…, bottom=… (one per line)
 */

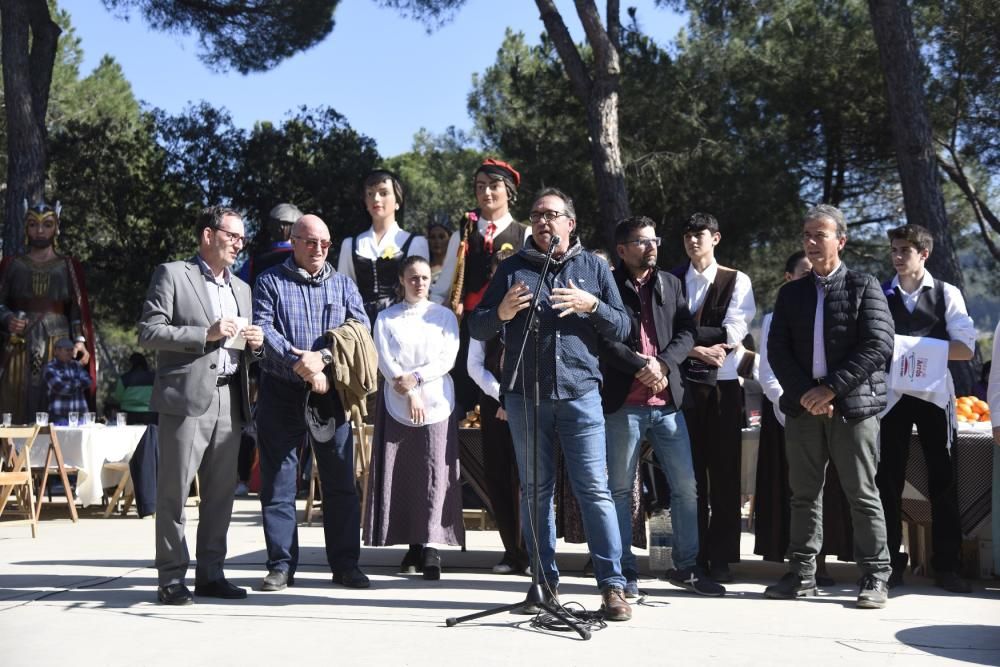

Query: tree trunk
left=535, top=0, right=631, bottom=248
left=1, top=0, right=60, bottom=258
left=585, top=83, right=630, bottom=248
left=867, top=0, right=964, bottom=289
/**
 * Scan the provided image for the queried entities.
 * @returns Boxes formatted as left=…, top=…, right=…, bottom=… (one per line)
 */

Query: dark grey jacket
left=767, top=265, right=894, bottom=420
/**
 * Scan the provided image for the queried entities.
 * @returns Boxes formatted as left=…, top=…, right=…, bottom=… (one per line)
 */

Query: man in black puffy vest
left=764, top=204, right=894, bottom=609
left=877, top=224, right=976, bottom=593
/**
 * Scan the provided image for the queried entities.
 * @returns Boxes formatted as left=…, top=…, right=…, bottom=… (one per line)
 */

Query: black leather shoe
left=157, top=583, right=194, bottom=605
left=400, top=544, right=424, bottom=574
left=935, top=571, right=972, bottom=594
left=764, top=572, right=817, bottom=599
left=888, top=552, right=908, bottom=589
left=261, top=570, right=294, bottom=591
left=708, top=564, right=734, bottom=583
left=332, top=566, right=370, bottom=589
left=422, top=547, right=442, bottom=580
left=194, top=579, right=248, bottom=599
left=856, top=574, right=888, bottom=608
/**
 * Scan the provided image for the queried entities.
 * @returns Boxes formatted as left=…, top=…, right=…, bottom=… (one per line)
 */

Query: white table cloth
left=28, top=425, right=147, bottom=507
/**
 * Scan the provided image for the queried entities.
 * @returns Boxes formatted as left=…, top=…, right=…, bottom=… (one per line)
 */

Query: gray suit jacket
left=138, top=257, right=255, bottom=419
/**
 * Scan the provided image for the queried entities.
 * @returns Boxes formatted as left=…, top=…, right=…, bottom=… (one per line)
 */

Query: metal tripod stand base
left=445, top=583, right=592, bottom=640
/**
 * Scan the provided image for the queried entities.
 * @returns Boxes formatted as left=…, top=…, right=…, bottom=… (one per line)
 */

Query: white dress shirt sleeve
left=411, top=305, right=460, bottom=383
left=942, top=282, right=977, bottom=353
left=337, top=239, right=356, bottom=283
left=430, top=231, right=461, bottom=304
left=989, top=321, right=1000, bottom=426
left=723, top=271, right=755, bottom=347
left=467, top=338, right=501, bottom=401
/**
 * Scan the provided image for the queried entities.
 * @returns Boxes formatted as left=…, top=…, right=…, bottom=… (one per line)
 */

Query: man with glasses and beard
left=139, top=206, right=265, bottom=605
left=253, top=214, right=372, bottom=593
left=469, top=187, right=634, bottom=622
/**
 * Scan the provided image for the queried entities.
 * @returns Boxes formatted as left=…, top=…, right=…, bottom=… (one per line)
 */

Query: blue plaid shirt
left=253, top=258, right=369, bottom=384
left=44, top=359, right=91, bottom=418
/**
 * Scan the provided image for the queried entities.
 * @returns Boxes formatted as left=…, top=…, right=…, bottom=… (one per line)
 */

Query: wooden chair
left=0, top=425, right=42, bottom=537
left=303, top=422, right=374, bottom=526
left=33, top=426, right=79, bottom=522
left=102, top=462, right=134, bottom=518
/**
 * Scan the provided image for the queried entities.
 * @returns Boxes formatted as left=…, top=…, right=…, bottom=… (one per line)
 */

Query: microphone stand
left=446, top=237, right=591, bottom=640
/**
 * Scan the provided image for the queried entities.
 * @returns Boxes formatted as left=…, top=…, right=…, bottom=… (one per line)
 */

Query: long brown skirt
left=363, top=393, right=465, bottom=547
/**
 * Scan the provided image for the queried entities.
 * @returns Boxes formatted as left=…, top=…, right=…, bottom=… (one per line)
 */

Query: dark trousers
left=257, top=376, right=359, bottom=575
left=876, top=395, right=963, bottom=573
left=479, top=394, right=527, bottom=568
left=786, top=411, right=890, bottom=580
left=684, top=379, right=743, bottom=567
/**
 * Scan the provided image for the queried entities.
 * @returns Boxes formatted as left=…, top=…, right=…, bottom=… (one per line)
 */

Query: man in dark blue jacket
left=764, top=204, right=894, bottom=609
left=469, top=187, right=633, bottom=622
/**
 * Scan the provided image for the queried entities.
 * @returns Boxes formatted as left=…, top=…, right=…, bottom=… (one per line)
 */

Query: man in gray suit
left=139, top=206, right=264, bottom=605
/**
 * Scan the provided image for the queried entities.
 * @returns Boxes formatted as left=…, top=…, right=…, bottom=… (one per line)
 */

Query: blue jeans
left=605, top=404, right=699, bottom=579
left=257, top=376, right=359, bottom=575
left=505, top=389, right=625, bottom=591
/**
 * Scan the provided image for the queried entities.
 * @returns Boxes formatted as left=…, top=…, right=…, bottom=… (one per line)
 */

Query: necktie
left=484, top=222, right=497, bottom=254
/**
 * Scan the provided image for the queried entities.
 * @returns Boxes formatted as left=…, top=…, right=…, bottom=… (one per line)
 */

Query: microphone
left=547, top=235, right=561, bottom=255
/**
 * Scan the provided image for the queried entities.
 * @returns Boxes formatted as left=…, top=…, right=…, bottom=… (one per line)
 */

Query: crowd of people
left=2, top=158, right=999, bottom=623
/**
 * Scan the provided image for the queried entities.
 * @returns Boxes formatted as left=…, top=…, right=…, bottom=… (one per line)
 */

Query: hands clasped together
left=390, top=372, right=425, bottom=425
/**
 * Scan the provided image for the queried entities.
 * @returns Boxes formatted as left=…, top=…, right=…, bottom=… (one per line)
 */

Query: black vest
left=352, top=232, right=416, bottom=325
left=882, top=278, right=949, bottom=341
left=670, top=263, right=739, bottom=386
left=461, top=218, right=528, bottom=297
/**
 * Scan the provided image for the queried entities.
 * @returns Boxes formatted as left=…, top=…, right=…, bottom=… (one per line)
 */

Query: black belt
left=216, top=375, right=234, bottom=387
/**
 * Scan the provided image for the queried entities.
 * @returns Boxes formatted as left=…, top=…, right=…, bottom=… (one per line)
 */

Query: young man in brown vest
left=877, top=224, right=976, bottom=593
left=670, top=213, right=756, bottom=582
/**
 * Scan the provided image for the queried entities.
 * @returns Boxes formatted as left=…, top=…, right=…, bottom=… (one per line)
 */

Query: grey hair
left=533, top=187, right=576, bottom=220
left=803, top=204, right=846, bottom=238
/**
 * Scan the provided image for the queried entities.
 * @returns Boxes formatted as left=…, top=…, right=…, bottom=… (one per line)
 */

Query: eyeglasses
left=212, top=226, right=245, bottom=245
left=528, top=210, right=569, bottom=224
left=292, top=236, right=332, bottom=250
left=624, top=237, right=661, bottom=248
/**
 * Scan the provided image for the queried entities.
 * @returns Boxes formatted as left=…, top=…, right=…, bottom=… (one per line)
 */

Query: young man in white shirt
left=670, top=212, right=756, bottom=582
left=876, top=224, right=976, bottom=593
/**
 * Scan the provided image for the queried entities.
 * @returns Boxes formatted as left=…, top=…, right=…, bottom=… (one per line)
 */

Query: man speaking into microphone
left=469, top=188, right=634, bottom=622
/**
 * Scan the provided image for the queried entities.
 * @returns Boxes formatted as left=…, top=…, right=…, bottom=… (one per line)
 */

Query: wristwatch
left=320, top=348, right=333, bottom=366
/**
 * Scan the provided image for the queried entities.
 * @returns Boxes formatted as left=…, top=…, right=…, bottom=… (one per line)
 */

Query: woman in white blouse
left=363, top=255, right=464, bottom=579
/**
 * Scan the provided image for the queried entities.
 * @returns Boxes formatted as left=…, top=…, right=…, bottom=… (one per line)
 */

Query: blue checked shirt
left=253, top=258, right=369, bottom=384
left=44, top=359, right=91, bottom=418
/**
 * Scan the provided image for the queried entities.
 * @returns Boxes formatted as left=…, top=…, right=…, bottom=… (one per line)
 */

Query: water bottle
left=648, top=509, right=674, bottom=575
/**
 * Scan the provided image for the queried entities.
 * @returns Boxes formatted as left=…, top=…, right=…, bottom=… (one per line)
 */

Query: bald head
left=290, top=214, right=332, bottom=274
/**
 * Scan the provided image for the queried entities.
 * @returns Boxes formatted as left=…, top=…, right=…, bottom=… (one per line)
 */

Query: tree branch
left=534, top=0, right=591, bottom=100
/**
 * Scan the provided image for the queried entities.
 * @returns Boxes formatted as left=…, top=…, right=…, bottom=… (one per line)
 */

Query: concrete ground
left=2, top=498, right=999, bottom=666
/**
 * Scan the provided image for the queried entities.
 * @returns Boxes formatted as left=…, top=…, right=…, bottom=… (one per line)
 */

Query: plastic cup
left=82, top=412, right=95, bottom=426
left=2, top=413, right=11, bottom=427
left=116, top=412, right=127, bottom=427
left=68, top=412, right=79, bottom=427
left=36, top=412, right=49, bottom=426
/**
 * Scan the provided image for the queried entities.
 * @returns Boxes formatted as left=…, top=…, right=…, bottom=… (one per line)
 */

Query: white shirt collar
left=890, top=269, right=934, bottom=295
left=686, top=260, right=718, bottom=284
left=478, top=212, right=514, bottom=235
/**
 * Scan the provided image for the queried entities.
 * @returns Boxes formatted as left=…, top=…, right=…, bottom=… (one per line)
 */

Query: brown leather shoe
left=601, top=586, right=632, bottom=621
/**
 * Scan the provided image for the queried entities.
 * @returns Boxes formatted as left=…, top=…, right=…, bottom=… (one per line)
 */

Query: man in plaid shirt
left=44, top=337, right=91, bottom=421
left=253, top=213, right=371, bottom=593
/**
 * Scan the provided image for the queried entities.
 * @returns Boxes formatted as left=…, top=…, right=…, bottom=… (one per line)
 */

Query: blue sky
left=61, top=0, right=685, bottom=157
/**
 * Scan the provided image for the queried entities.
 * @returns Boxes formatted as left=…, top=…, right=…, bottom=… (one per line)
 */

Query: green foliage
left=235, top=106, right=381, bottom=251
left=100, top=0, right=340, bottom=74
left=384, top=127, right=485, bottom=232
